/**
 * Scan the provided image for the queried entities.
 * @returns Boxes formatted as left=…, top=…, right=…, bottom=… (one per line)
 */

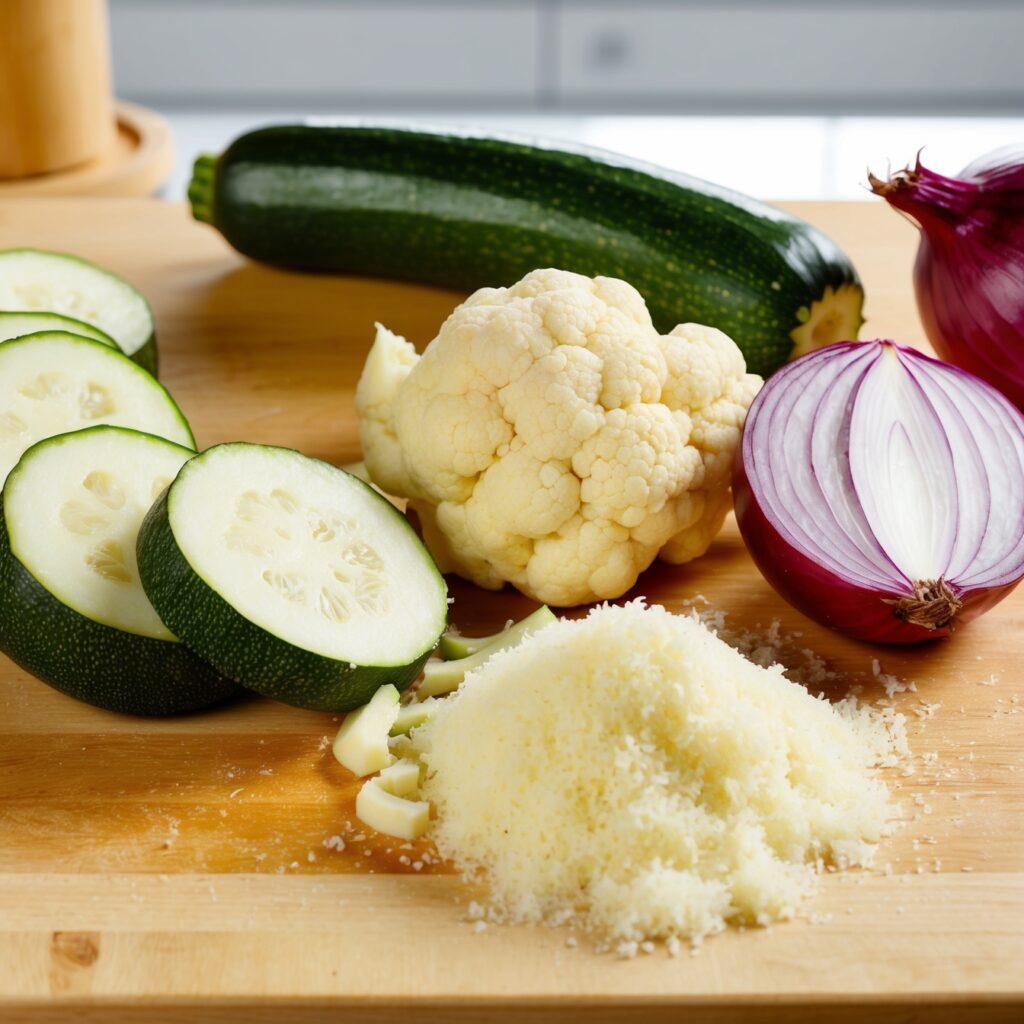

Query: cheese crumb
left=410, top=601, right=903, bottom=947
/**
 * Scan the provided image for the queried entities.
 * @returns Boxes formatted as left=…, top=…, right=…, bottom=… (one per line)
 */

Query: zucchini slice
left=390, top=697, right=437, bottom=736
left=0, top=426, right=237, bottom=715
left=0, top=311, right=117, bottom=349
left=0, top=249, right=158, bottom=374
left=333, top=683, right=400, bottom=776
left=137, top=443, right=448, bottom=712
left=375, top=758, right=422, bottom=797
left=421, top=606, right=559, bottom=697
left=356, top=771, right=430, bottom=841
left=0, top=332, right=193, bottom=487
left=438, top=605, right=556, bottom=660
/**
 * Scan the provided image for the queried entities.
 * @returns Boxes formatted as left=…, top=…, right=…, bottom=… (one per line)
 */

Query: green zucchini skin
left=190, top=125, right=864, bottom=377
left=136, top=486, right=433, bottom=713
left=130, top=334, right=159, bottom=377
left=0, top=311, right=118, bottom=349
left=0, top=497, right=238, bottom=716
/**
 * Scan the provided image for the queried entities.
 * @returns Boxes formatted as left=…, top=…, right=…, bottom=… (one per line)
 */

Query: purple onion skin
left=732, top=454, right=1017, bottom=644
left=871, top=149, right=1024, bottom=412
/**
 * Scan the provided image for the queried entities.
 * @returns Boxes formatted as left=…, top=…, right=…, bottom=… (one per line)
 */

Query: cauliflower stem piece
left=357, top=269, right=761, bottom=606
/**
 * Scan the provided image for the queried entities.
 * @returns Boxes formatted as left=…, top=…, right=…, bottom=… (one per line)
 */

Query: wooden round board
left=0, top=103, right=174, bottom=199
left=0, top=198, right=1020, bottom=1023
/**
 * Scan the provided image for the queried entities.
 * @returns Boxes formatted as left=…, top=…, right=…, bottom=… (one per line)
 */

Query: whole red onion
left=870, top=148, right=1024, bottom=411
left=734, top=339, right=1024, bottom=644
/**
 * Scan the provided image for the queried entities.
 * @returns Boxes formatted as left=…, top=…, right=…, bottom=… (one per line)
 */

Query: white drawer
left=111, top=2, right=541, bottom=101
left=557, top=4, right=1024, bottom=104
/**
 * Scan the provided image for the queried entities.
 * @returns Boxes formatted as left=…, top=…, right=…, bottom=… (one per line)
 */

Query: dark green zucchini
left=189, top=124, right=863, bottom=376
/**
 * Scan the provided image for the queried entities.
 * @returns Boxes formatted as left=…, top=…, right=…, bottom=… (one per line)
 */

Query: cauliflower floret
left=356, top=269, right=761, bottom=606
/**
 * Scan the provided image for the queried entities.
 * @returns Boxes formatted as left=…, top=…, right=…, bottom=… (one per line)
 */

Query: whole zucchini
left=189, top=124, right=863, bottom=376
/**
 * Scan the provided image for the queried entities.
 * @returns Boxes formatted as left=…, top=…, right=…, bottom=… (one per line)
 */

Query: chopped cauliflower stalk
left=356, top=269, right=761, bottom=606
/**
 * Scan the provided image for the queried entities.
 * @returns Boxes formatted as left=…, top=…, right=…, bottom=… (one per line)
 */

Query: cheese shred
left=409, top=601, right=905, bottom=947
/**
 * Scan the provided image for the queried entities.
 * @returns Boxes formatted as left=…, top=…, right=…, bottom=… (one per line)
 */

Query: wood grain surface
left=0, top=198, right=1021, bottom=1023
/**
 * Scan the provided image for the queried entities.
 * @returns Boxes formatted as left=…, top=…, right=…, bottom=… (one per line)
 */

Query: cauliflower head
left=356, top=269, right=761, bottom=606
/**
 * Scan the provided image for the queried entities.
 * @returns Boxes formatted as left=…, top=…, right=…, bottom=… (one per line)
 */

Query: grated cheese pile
left=408, top=601, right=904, bottom=947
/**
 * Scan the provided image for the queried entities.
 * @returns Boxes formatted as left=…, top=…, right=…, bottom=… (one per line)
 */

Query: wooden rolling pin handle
left=0, top=0, right=116, bottom=180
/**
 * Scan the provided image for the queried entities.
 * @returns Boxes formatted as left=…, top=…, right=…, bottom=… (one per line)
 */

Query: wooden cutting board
left=0, top=198, right=1021, bottom=1023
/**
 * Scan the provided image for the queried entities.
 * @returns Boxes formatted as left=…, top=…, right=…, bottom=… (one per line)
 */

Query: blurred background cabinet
left=557, top=3, right=1024, bottom=110
left=111, top=3, right=541, bottom=105
left=98, top=1, right=1024, bottom=200
left=110, top=0, right=1024, bottom=113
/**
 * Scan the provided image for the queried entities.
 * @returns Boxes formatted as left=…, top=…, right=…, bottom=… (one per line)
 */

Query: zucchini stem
left=188, top=154, right=219, bottom=225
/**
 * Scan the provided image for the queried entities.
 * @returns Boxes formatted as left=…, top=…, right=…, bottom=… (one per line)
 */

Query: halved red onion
left=733, top=339, right=1024, bottom=643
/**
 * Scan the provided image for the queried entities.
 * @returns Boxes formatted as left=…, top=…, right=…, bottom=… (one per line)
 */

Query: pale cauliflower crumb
left=356, top=269, right=761, bottom=605
left=409, top=602, right=903, bottom=948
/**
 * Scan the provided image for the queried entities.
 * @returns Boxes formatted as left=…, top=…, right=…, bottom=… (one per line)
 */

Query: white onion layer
left=744, top=341, right=1024, bottom=597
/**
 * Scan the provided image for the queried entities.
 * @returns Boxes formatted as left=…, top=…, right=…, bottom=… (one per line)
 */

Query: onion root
left=885, top=579, right=963, bottom=631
